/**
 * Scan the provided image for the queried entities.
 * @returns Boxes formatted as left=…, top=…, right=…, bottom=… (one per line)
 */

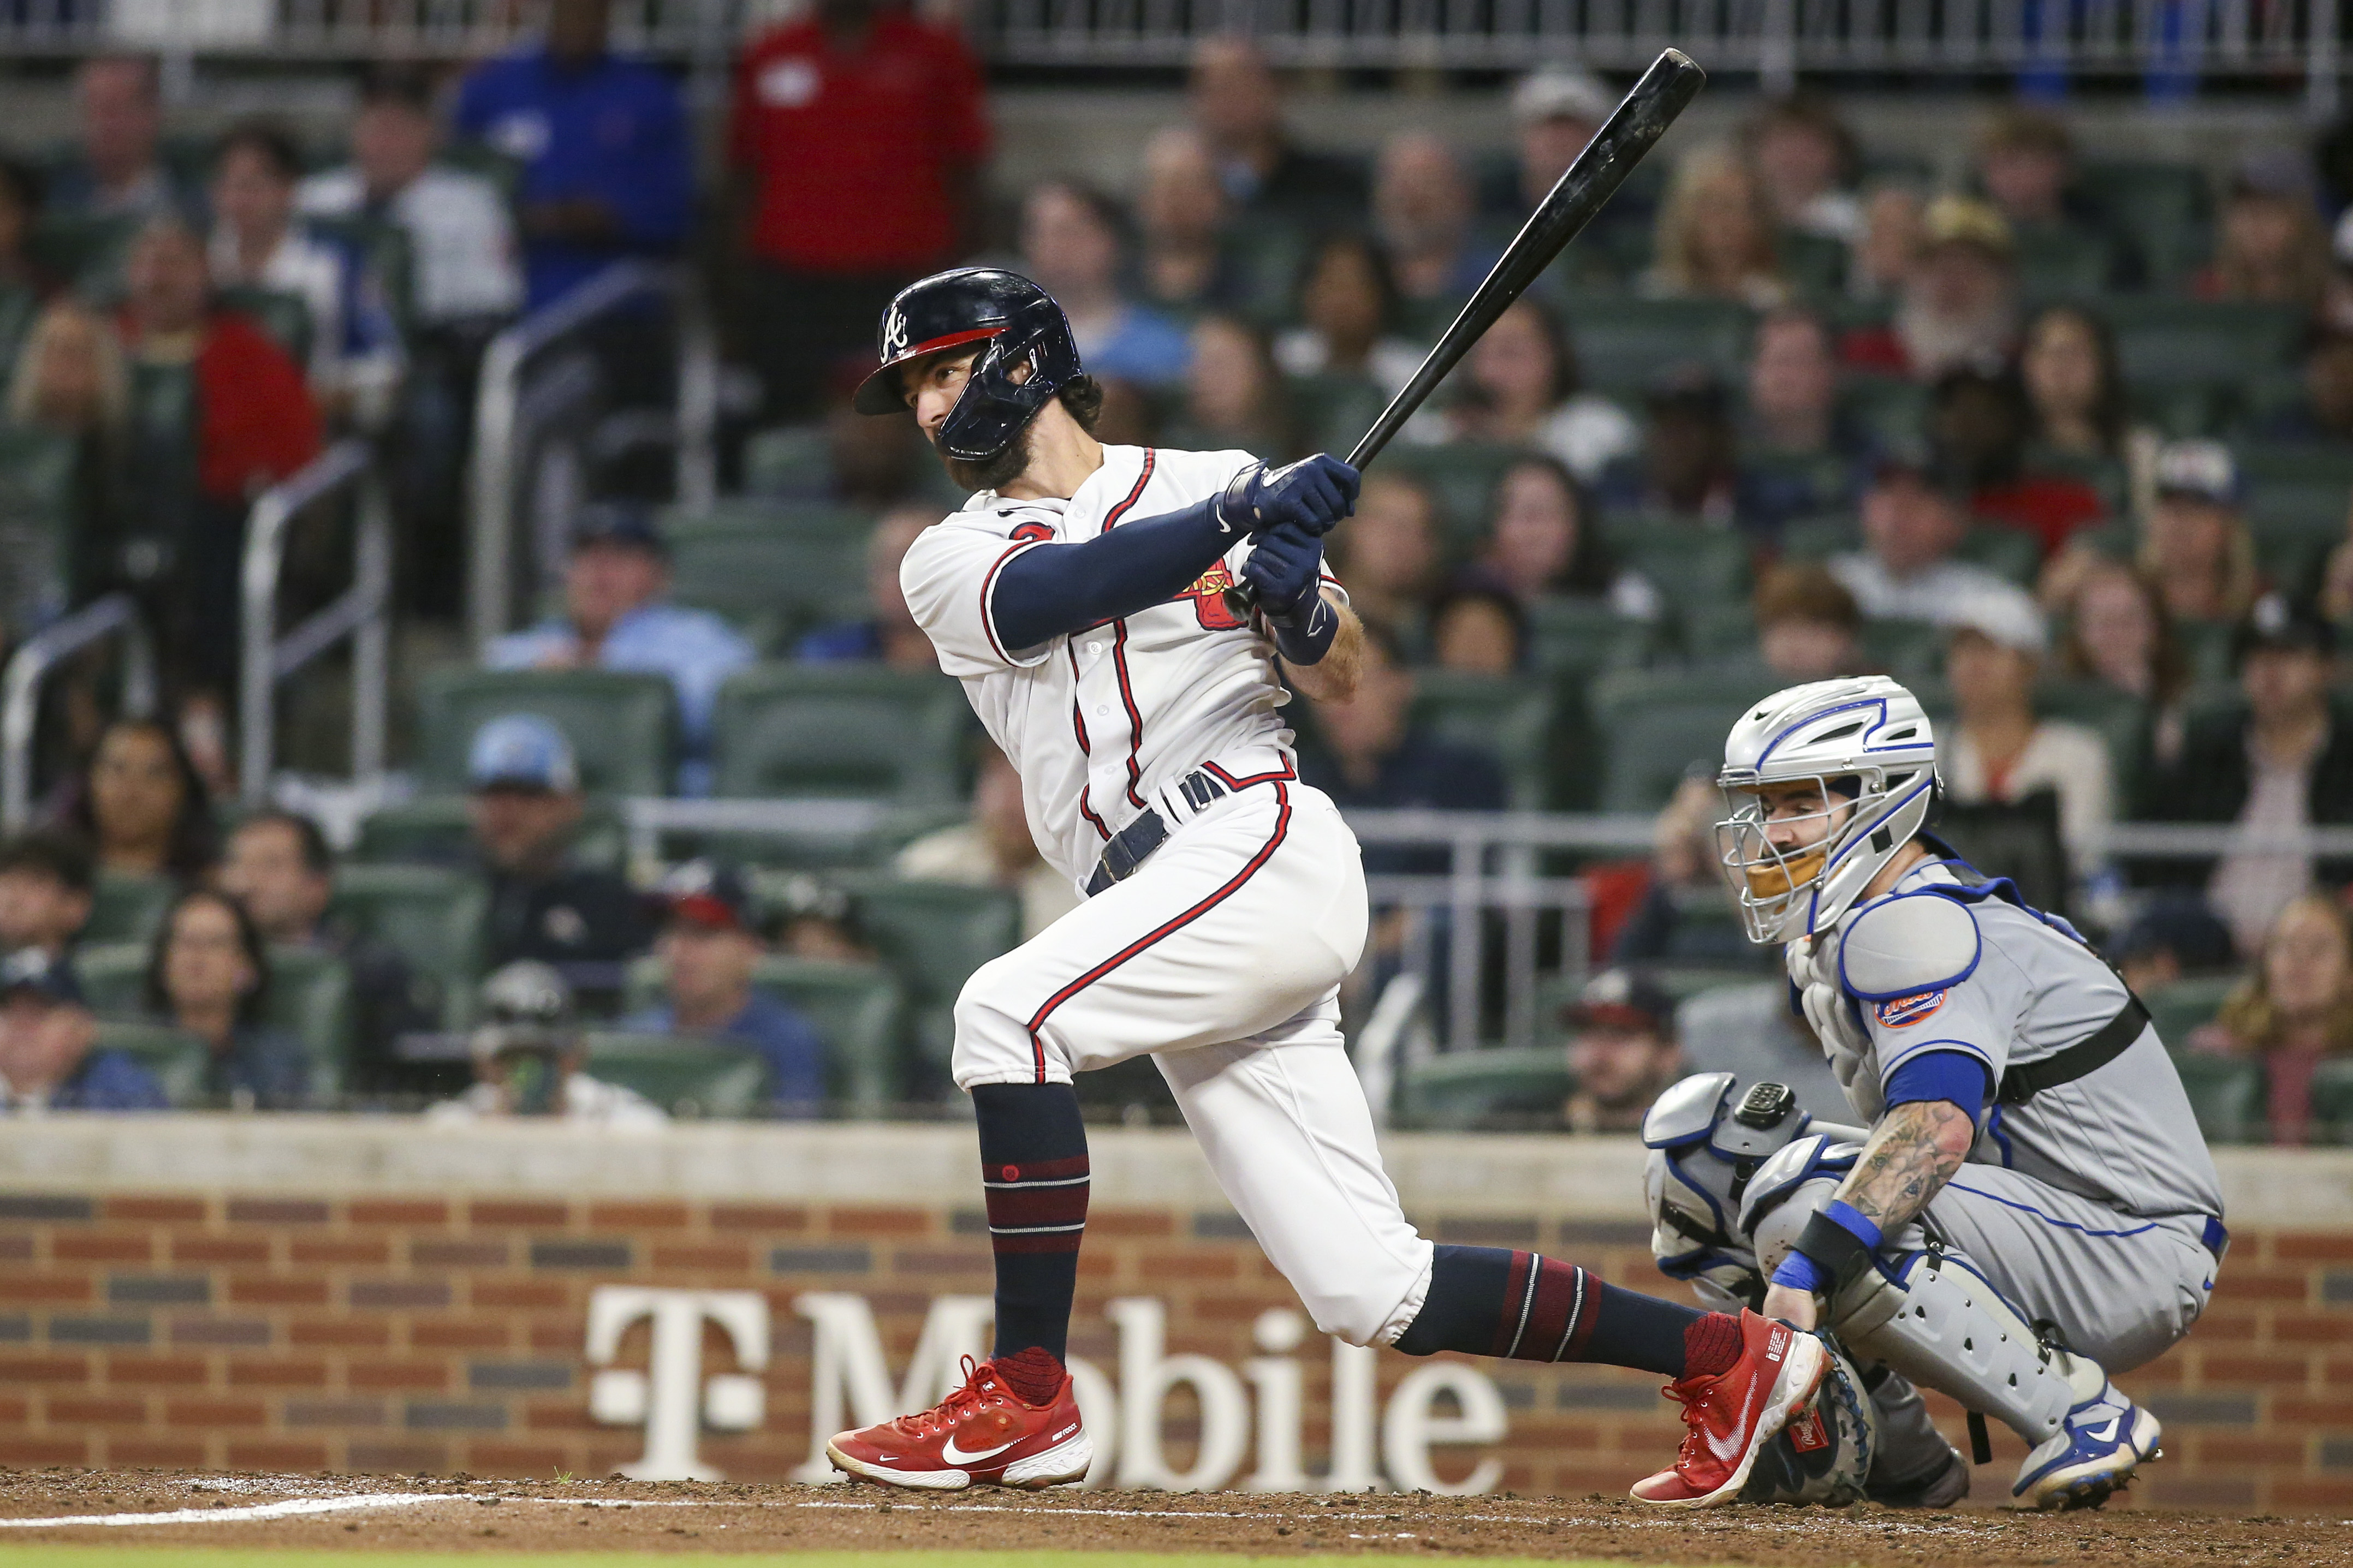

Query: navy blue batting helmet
left=852, top=267, right=1084, bottom=463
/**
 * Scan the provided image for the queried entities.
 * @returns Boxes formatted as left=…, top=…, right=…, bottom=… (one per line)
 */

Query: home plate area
left=0, top=1471, right=2348, bottom=1565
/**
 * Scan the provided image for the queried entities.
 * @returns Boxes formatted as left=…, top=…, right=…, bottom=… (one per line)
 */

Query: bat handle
left=1223, top=433, right=1383, bottom=619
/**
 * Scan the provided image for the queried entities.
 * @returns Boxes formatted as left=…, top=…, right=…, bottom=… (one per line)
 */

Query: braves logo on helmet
left=881, top=303, right=910, bottom=359
left=1876, top=990, right=1947, bottom=1028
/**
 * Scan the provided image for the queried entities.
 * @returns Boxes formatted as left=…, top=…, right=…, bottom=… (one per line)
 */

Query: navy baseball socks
left=1394, top=1244, right=1730, bottom=1378
left=972, top=1082, right=1089, bottom=1403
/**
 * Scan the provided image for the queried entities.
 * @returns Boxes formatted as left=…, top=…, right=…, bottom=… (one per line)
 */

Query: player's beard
left=936, top=417, right=1035, bottom=494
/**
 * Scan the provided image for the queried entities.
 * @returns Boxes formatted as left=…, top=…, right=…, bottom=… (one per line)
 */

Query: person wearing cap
left=1563, top=967, right=1684, bottom=1134
left=2149, top=593, right=2353, bottom=953
left=1493, top=68, right=1648, bottom=287
left=483, top=503, right=754, bottom=796
left=1970, top=108, right=2130, bottom=288
left=465, top=715, right=652, bottom=1000
left=1839, top=196, right=2017, bottom=381
left=0, top=947, right=165, bottom=1112
left=2194, top=148, right=2330, bottom=312
left=217, top=810, right=442, bottom=1099
left=1937, top=593, right=2114, bottom=874
left=1826, top=450, right=2041, bottom=630
left=621, top=861, right=828, bottom=1111
left=431, top=959, right=665, bottom=1126
left=1596, top=366, right=1738, bottom=526
left=2140, top=439, right=2257, bottom=630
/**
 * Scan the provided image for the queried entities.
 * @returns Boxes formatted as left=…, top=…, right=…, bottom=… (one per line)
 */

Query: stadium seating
left=1591, top=667, right=1782, bottom=812
left=666, top=514, right=876, bottom=653
left=2143, top=974, right=2240, bottom=1049
left=1399, top=1045, right=1574, bottom=1128
left=2306, top=1057, right=2353, bottom=1144
left=836, top=875, right=1020, bottom=1080
left=87, top=872, right=174, bottom=945
left=263, top=946, right=355, bottom=1098
left=2105, top=300, right=2305, bottom=434
left=329, top=864, right=488, bottom=1028
left=352, top=795, right=628, bottom=872
left=621, top=953, right=907, bottom=1111
left=1380, top=443, right=1524, bottom=544
left=2081, top=160, right=2212, bottom=291
left=1555, top=296, right=1752, bottom=397
left=94, top=1020, right=211, bottom=1108
left=1523, top=596, right=1658, bottom=677
left=418, top=667, right=678, bottom=797
left=1406, top=669, right=1564, bottom=810
left=581, top=1032, right=766, bottom=1118
left=710, top=664, right=968, bottom=803
left=1602, top=517, right=1750, bottom=605
left=2168, top=1049, right=2265, bottom=1145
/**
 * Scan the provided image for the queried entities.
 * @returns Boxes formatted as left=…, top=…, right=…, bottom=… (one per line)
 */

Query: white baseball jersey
left=900, top=443, right=1340, bottom=890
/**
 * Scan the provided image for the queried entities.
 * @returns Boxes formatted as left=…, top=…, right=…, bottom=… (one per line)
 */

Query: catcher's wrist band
left=1781, top=1202, right=1882, bottom=1297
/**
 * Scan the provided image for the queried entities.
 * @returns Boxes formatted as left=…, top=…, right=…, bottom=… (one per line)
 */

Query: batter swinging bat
left=1228, top=46, right=1707, bottom=617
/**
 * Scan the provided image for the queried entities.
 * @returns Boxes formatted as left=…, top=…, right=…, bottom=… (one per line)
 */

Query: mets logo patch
left=1876, top=990, right=1947, bottom=1028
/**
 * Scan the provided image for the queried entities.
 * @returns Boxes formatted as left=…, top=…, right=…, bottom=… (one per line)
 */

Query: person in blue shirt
left=485, top=505, right=753, bottom=795
left=453, top=0, right=692, bottom=312
left=624, top=861, right=828, bottom=1112
left=794, top=506, right=939, bottom=669
left=0, top=947, right=167, bottom=1112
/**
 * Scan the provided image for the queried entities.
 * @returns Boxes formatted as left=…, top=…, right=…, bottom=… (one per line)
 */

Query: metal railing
left=0, top=0, right=742, bottom=57
left=0, top=593, right=157, bottom=833
left=467, top=261, right=720, bottom=657
left=240, top=440, right=394, bottom=806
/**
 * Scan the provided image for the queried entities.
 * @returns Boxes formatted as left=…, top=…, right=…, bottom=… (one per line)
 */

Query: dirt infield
left=0, top=1470, right=2349, bottom=1565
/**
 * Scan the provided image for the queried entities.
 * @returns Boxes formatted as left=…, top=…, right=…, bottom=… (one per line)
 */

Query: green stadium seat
left=619, top=954, right=906, bottom=1111
left=2081, top=161, right=2212, bottom=290
left=1602, top=517, right=1750, bottom=605
left=2244, top=478, right=2348, bottom=586
left=75, top=942, right=152, bottom=1017
left=2236, top=444, right=2353, bottom=487
left=2106, top=301, right=2304, bottom=422
left=1835, top=375, right=1930, bottom=455
left=2173, top=619, right=2238, bottom=686
left=27, top=211, right=139, bottom=293
left=353, top=794, right=627, bottom=873
left=1592, top=666, right=1782, bottom=813
left=0, top=422, right=79, bottom=546
left=1679, top=601, right=1757, bottom=663
left=1778, top=512, right=1860, bottom=562
left=666, top=496, right=874, bottom=544
left=581, top=1032, right=765, bottom=1118
left=2010, top=222, right=2115, bottom=301
left=667, top=522, right=871, bottom=652
left=87, top=873, right=174, bottom=945
left=1400, top=1045, right=1574, bottom=1128
left=711, top=664, right=967, bottom=804
left=94, top=1020, right=211, bottom=1108
left=329, top=865, right=488, bottom=1028
left=1954, top=526, right=2042, bottom=587
left=1556, top=297, right=1752, bottom=397
left=1523, top=596, right=1657, bottom=677
left=418, top=668, right=678, bottom=797
left=2167, top=1049, right=2265, bottom=1146
left=1286, top=372, right=1389, bottom=461
left=740, top=426, right=833, bottom=497
left=835, top=875, right=1020, bottom=1079
left=1778, top=231, right=1847, bottom=297
left=1858, top=619, right=1947, bottom=683
left=2307, top=1057, right=2353, bottom=1144
left=2034, top=678, right=2153, bottom=801
left=2142, top=974, right=2240, bottom=1050
left=1380, top=443, right=1524, bottom=544
left=1407, top=670, right=1561, bottom=811
left=263, top=946, right=353, bottom=1099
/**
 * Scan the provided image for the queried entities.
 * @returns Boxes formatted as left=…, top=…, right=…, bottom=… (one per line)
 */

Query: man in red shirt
left=730, top=0, right=989, bottom=420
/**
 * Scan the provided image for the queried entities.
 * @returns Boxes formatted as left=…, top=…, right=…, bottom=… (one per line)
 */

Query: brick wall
left=1, top=1184, right=2348, bottom=1508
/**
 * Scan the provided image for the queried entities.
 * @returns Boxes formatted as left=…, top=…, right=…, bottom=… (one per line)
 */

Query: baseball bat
left=1228, top=46, right=1707, bottom=618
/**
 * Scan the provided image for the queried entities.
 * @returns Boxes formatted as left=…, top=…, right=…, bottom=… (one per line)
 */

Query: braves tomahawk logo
left=881, top=303, right=908, bottom=357
left=1177, top=562, right=1246, bottom=630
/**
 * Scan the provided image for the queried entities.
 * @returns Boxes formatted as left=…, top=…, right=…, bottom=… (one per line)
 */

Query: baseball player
left=820, top=267, right=1829, bottom=1503
left=1646, top=673, right=2225, bottom=1509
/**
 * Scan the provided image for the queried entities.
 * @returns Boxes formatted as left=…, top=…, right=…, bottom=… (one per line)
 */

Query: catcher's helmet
left=852, top=267, right=1084, bottom=463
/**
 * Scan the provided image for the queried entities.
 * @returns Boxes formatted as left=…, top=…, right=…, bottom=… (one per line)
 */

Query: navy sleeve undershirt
left=990, top=498, right=1232, bottom=653
left=1882, top=1048, right=1995, bottom=1115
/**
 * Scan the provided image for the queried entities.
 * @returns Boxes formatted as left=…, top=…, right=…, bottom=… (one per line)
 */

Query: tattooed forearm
left=1833, top=1099, right=1976, bottom=1232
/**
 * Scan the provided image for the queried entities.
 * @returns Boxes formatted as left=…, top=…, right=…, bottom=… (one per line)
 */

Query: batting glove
left=1215, top=454, right=1359, bottom=538
left=1239, top=522, right=1325, bottom=623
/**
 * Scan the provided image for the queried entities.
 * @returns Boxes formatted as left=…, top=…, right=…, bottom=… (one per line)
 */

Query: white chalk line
left=0, top=1492, right=457, bottom=1529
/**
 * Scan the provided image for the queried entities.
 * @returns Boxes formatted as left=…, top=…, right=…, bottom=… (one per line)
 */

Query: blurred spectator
left=0, top=158, right=46, bottom=361
left=144, top=886, right=308, bottom=1107
left=1133, top=128, right=1244, bottom=315
left=1327, top=473, right=1441, bottom=655
left=2195, top=151, right=2330, bottom=312
left=1297, top=633, right=1506, bottom=856
left=1677, top=983, right=1847, bottom=1114
left=466, top=716, right=651, bottom=992
left=1163, top=314, right=1292, bottom=460
left=1601, top=370, right=1738, bottom=527
left=1753, top=562, right=1864, bottom=682
left=2141, top=440, right=2257, bottom=629
left=821, top=403, right=931, bottom=509
left=300, top=67, right=524, bottom=618
left=1928, top=367, right=2105, bottom=559
left=50, top=56, right=181, bottom=221
left=455, top=0, right=691, bottom=311
left=1273, top=231, right=1420, bottom=398
left=2055, top=559, right=2189, bottom=764
left=796, top=506, right=940, bottom=670
left=2262, top=328, right=2353, bottom=445
left=1938, top=593, right=2113, bottom=870
left=0, top=949, right=162, bottom=1112
left=1736, top=306, right=1871, bottom=538
left=1020, top=180, right=1189, bottom=389
left=624, top=861, right=826, bottom=1110
left=1847, top=183, right=1924, bottom=303
left=217, top=810, right=438, bottom=1098
left=1971, top=108, right=2122, bottom=282
left=1750, top=96, right=1862, bottom=243
left=1827, top=456, right=2041, bottom=628
left=1609, top=774, right=1752, bottom=966
left=2156, top=596, right=2353, bottom=953
left=1562, top=967, right=1683, bottom=1134
left=484, top=505, right=753, bottom=794
left=0, top=833, right=94, bottom=998
left=771, top=874, right=875, bottom=963
left=1428, top=587, right=1525, bottom=675
left=431, top=959, right=663, bottom=1126
left=1187, top=37, right=1367, bottom=232
left=2017, top=304, right=2159, bottom=515
left=2194, top=892, right=2353, bottom=1144
left=64, top=717, right=216, bottom=882
left=1374, top=133, right=1493, bottom=328
left=4, top=299, right=125, bottom=629
left=1467, top=454, right=1657, bottom=618
left=898, top=745, right=1080, bottom=940
left=1500, top=70, right=1646, bottom=282
left=1844, top=196, right=2016, bottom=381
left=112, top=216, right=323, bottom=700
left=1431, top=298, right=1637, bottom=485
left=1646, top=145, right=1788, bottom=309
left=730, top=0, right=987, bottom=419
left=2111, top=897, right=2235, bottom=994
left=207, top=120, right=398, bottom=413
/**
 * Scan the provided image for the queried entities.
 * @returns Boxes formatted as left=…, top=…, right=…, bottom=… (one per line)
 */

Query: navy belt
left=2200, top=1215, right=2229, bottom=1261
left=1085, top=768, right=1226, bottom=896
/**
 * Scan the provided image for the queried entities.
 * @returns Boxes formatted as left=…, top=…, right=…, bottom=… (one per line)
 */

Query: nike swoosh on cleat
left=1703, top=1420, right=1751, bottom=1463
left=941, top=1435, right=1019, bottom=1464
left=2080, top=1416, right=2120, bottom=1445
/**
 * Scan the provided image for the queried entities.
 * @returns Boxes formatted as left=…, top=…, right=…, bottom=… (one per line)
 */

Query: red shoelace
left=891, top=1355, right=1006, bottom=1439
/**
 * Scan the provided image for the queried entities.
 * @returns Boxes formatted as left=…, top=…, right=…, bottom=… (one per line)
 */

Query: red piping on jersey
left=1101, top=449, right=1156, bottom=812
left=1067, top=644, right=1110, bottom=842
left=977, top=538, right=1045, bottom=665
left=1201, top=755, right=1298, bottom=791
left=1024, top=780, right=1294, bottom=1082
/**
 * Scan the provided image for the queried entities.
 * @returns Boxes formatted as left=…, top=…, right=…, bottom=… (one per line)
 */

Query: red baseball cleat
left=1630, top=1310, right=1830, bottom=1507
left=826, top=1355, right=1092, bottom=1491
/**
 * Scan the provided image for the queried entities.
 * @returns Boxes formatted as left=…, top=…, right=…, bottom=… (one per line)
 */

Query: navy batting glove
left=1240, top=522, right=1324, bottom=622
left=1215, top=454, right=1360, bottom=538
